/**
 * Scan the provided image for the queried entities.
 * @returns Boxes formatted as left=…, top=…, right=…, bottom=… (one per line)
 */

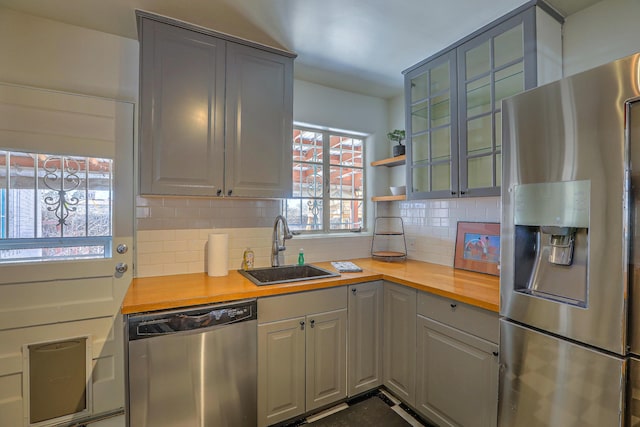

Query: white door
left=0, top=83, right=133, bottom=426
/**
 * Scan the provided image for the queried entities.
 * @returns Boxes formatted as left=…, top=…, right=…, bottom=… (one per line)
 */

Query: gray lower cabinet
left=305, top=309, right=348, bottom=411
left=383, top=281, right=417, bottom=406
left=257, top=288, right=347, bottom=427
left=137, top=12, right=294, bottom=197
left=347, top=281, right=383, bottom=396
left=258, top=316, right=305, bottom=427
left=416, top=292, right=499, bottom=427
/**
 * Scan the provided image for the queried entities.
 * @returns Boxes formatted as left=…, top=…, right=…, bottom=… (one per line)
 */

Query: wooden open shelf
left=370, top=155, right=406, bottom=167
left=371, top=195, right=406, bottom=202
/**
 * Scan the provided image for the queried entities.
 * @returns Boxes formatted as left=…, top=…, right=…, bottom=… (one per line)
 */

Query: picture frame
left=454, top=221, right=500, bottom=276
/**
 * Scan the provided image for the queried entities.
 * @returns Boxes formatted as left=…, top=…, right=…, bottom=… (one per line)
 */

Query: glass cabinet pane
left=467, top=75, right=491, bottom=116
left=467, top=155, right=493, bottom=189
left=432, top=162, right=451, bottom=191
left=411, top=73, right=429, bottom=102
left=411, top=101, right=429, bottom=133
left=431, top=62, right=450, bottom=93
left=412, top=133, right=429, bottom=164
left=495, top=62, right=524, bottom=109
left=406, top=51, right=456, bottom=198
left=431, top=93, right=450, bottom=128
left=432, top=127, right=451, bottom=160
left=494, top=24, right=523, bottom=68
left=466, top=40, right=490, bottom=79
left=467, top=115, right=493, bottom=155
left=412, top=166, right=430, bottom=193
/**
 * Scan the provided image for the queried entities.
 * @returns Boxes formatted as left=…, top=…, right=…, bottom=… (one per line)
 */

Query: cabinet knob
left=450, top=303, right=457, bottom=310
left=451, top=191, right=457, bottom=195
left=493, top=351, right=499, bottom=357
left=460, top=191, right=467, bottom=195
left=216, top=189, right=222, bottom=196
left=227, top=189, right=233, bottom=196
left=310, top=319, right=315, bottom=328
left=352, top=288, right=357, bottom=295
left=300, top=321, right=305, bottom=330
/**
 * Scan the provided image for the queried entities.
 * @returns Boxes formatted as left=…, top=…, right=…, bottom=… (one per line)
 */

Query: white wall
left=293, top=79, right=389, bottom=228
left=563, top=0, right=640, bottom=76
left=0, top=8, right=138, bottom=101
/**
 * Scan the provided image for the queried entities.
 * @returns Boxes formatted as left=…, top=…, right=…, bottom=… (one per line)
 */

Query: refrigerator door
left=499, top=320, right=625, bottom=427
left=629, top=357, right=640, bottom=426
left=629, top=100, right=640, bottom=355
left=501, top=55, right=639, bottom=355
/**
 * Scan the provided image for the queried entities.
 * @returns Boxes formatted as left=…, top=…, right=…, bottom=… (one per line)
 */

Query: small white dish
left=390, top=185, right=406, bottom=196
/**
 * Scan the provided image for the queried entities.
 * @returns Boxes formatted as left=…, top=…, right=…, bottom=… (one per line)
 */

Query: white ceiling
left=0, top=0, right=600, bottom=98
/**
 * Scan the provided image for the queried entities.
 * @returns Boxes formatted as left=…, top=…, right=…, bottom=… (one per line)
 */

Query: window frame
left=286, top=124, right=367, bottom=234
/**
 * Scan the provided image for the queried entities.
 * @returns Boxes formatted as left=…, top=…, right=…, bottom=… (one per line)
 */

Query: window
left=285, top=126, right=365, bottom=233
left=0, top=150, right=113, bottom=262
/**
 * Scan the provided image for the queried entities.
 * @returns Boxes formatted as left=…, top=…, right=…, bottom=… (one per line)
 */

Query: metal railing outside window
left=285, top=126, right=365, bottom=233
left=0, top=150, right=113, bottom=262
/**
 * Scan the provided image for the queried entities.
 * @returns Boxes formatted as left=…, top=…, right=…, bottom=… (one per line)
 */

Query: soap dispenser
left=242, top=248, right=254, bottom=269
left=297, top=248, right=305, bottom=266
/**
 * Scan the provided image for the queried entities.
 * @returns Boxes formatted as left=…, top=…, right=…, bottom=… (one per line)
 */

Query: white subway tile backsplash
left=392, top=196, right=500, bottom=266
left=134, top=227, right=373, bottom=278
left=134, top=195, right=501, bottom=276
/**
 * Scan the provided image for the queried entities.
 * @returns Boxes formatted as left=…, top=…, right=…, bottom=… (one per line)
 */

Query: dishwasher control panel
left=127, top=299, right=257, bottom=340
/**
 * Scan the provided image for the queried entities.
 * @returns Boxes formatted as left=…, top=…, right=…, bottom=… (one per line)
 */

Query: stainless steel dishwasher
left=126, top=299, right=257, bottom=427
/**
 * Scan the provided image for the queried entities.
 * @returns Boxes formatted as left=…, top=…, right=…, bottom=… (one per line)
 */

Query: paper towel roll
left=207, top=233, right=229, bottom=277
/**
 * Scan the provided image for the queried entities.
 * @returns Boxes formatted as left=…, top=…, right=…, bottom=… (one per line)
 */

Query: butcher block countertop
left=121, top=258, right=500, bottom=315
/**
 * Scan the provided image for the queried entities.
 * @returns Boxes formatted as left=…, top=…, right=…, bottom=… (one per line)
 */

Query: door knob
left=115, top=263, right=128, bottom=274
left=117, top=243, right=128, bottom=254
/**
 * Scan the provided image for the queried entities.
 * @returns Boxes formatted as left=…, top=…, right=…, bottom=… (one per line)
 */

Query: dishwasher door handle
left=128, top=300, right=257, bottom=340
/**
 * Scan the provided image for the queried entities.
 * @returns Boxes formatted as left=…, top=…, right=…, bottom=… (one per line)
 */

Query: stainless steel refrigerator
left=500, top=54, right=640, bottom=426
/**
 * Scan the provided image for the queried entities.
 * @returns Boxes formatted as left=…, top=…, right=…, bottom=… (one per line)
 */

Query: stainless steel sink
left=238, top=264, right=339, bottom=286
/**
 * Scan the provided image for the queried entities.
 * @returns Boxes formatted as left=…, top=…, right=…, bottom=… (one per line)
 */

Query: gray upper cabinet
left=404, top=4, right=561, bottom=199
left=138, top=12, right=295, bottom=197
left=225, top=43, right=293, bottom=198
left=139, top=18, right=226, bottom=196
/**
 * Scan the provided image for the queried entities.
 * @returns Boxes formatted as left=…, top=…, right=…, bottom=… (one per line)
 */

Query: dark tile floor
left=280, top=390, right=431, bottom=427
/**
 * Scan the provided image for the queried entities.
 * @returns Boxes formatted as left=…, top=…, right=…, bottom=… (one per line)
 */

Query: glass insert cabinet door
left=405, top=49, right=458, bottom=199
left=457, top=12, right=535, bottom=195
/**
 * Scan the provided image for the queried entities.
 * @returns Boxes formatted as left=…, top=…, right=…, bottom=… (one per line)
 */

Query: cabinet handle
left=450, top=303, right=457, bottom=311
left=300, top=321, right=305, bottom=330
left=310, top=319, right=315, bottom=328
left=227, top=189, right=233, bottom=196
left=216, top=189, right=222, bottom=196
left=493, top=351, right=499, bottom=357
left=451, top=191, right=457, bottom=195
left=460, top=191, right=467, bottom=195
left=352, top=288, right=357, bottom=295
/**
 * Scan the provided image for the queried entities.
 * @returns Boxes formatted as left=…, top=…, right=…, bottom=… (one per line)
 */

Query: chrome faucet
left=271, top=215, right=293, bottom=267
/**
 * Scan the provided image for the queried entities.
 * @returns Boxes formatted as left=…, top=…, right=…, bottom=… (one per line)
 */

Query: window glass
left=0, top=150, right=113, bottom=262
left=285, top=126, right=365, bottom=232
